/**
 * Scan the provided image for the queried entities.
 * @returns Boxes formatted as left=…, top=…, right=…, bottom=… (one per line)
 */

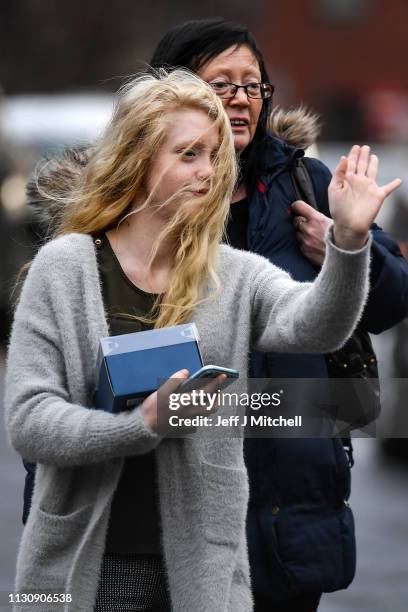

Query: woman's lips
left=231, top=125, right=248, bottom=133
left=230, top=119, right=249, bottom=133
left=190, top=189, right=209, bottom=197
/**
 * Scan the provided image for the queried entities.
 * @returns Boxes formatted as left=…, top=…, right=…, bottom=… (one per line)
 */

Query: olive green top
left=95, top=233, right=161, bottom=555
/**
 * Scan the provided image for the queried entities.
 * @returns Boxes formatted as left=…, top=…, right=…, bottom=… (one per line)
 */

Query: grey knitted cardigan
left=5, top=231, right=370, bottom=612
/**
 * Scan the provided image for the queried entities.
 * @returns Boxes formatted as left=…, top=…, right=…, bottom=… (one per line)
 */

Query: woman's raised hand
left=328, top=145, right=402, bottom=250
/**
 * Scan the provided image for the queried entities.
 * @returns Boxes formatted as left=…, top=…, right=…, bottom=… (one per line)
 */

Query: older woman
left=150, top=19, right=408, bottom=612
left=5, top=68, right=400, bottom=612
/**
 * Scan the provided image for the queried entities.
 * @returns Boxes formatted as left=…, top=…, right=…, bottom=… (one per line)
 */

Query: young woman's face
left=198, top=45, right=263, bottom=154
left=145, top=108, right=219, bottom=213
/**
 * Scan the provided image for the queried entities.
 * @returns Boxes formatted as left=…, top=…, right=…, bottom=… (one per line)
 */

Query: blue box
left=94, top=323, right=203, bottom=413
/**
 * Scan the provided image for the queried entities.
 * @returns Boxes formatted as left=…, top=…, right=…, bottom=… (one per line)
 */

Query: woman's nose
left=229, top=88, right=250, bottom=106
left=197, top=159, right=214, bottom=180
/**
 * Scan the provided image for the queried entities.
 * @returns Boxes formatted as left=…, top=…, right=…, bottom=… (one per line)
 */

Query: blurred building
left=255, top=0, right=408, bottom=141
left=1, top=1, right=408, bottom=141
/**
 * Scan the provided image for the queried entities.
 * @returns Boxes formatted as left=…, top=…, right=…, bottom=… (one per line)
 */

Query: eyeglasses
left=208, top=81, right=275, bottom=100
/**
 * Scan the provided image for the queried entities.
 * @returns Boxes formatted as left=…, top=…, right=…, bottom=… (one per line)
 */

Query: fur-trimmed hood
left=26, top=147, right=89, bottom=234
left=26, top=106, right=320, bottom=230
left=269, top=106, right=320, bottom=151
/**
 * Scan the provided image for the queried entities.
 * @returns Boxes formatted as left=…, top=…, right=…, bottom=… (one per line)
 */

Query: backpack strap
left=290, top=158, right=355, bottom=465
left=341, top=438, right=355, bottom=468
left=289, top=157, right=319, bottom=211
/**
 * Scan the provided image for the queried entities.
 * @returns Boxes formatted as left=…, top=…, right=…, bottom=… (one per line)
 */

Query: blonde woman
left=5, top=70, right=400, bottom=612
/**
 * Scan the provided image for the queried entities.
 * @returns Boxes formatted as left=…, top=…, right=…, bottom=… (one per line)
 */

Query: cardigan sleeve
left=250, top=231, right=371, bottom=354
left=4, top=243, right=163, bottom=467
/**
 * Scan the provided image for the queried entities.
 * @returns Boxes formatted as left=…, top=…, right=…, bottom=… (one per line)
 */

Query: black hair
left=150, top=18, right=273, bottom=195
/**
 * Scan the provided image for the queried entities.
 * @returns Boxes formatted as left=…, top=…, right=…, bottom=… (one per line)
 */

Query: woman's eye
left=246, top=83, right=261, bottom=94
left=209, top=82, right=229, bottom=93
left=182, top=149, right=196, bottom=158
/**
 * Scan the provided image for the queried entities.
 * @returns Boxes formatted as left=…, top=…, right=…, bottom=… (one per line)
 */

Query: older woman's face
left=199, top=45, right=263, bottom=153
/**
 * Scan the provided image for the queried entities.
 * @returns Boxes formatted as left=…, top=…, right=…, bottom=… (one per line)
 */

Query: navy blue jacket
left=244, top=134, right=408, bottom=599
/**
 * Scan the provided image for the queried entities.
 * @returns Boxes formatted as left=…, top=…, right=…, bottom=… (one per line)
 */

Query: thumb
left=158, top=369, right=190, bottom=395
left=382, top=178, right=402, bottom=199
left=291, top=200, right=316, bottom=219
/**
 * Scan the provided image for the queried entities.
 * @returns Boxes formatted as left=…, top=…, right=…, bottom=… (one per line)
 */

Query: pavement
left=0, top=353, right=407, bottom=611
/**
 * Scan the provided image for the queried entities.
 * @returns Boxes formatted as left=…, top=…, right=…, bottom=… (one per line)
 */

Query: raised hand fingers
left=367, top=154, right=379, bottom=180
left=356, top=145, right=370, bottom=175
left=347, top=146, right=379, bottom=179
left=347, top=145, right=360, bottom=174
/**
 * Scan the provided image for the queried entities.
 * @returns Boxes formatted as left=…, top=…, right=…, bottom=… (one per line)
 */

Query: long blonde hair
left=47, top=69, right=237, bottom=327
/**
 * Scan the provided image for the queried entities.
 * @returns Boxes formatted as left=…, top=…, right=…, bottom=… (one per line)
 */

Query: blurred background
left=0, top=1, right=407, bottom=610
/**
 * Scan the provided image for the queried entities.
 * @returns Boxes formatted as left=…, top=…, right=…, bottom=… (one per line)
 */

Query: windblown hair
left=45, top=69, right=237, bottom=328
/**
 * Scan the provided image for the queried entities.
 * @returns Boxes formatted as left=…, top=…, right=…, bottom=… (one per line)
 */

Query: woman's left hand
left=291, top=200, right=332, bottom=267
left=329, top=145, right=402, bottom=250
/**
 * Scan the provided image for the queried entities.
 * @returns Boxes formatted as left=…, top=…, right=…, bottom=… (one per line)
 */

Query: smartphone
left=179, top=365, right=239, bottom=392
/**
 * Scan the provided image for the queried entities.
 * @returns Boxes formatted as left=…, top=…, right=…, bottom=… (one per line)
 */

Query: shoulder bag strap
left=289, top=158, right=319, bottom=211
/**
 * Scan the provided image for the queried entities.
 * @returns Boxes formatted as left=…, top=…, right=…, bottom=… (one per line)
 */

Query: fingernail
left=174, top=369, right=189, bottom=378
